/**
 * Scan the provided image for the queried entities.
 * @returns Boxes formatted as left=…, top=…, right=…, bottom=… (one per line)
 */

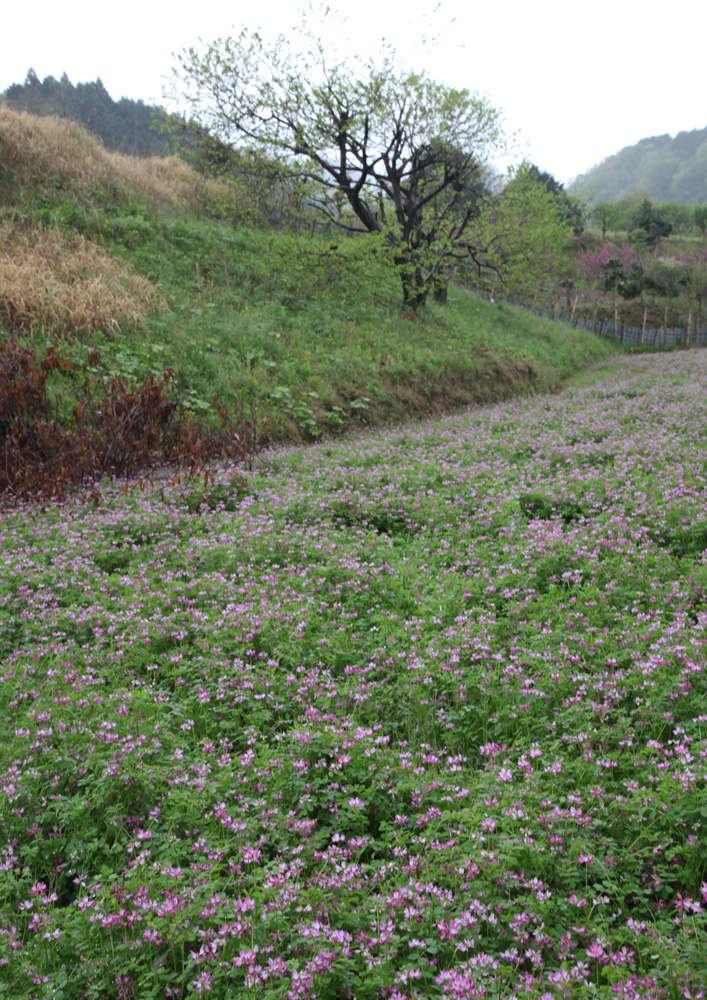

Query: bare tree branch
left=170, top=20, right=507, bottom=307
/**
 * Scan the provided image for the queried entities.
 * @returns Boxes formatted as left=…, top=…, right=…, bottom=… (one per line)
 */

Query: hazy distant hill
left=573, top=126, right=707, bottom=204
left=1, top=70, right=172, bottom=157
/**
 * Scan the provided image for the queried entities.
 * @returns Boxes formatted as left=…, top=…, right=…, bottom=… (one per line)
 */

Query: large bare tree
left=170, top=21, right=506, bottom=307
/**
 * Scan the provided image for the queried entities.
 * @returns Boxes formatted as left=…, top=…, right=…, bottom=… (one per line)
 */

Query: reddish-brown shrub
left=0, top=337, right=263, bottom=502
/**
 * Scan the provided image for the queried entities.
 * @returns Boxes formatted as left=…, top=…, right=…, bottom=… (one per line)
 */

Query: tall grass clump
left=0, top=107, right=250, bottom=217
left=0, top=222, right=163, bottom=337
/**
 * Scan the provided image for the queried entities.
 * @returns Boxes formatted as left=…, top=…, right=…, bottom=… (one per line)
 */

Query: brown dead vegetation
left=0, top=223, right=163, bottom=337
left=0, top=338, right=265, bottom=502
left=0, top=107, right=244, bottom=213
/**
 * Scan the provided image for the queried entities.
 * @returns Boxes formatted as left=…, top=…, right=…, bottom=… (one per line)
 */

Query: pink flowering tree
left=580, top=243, right=636, bottom=283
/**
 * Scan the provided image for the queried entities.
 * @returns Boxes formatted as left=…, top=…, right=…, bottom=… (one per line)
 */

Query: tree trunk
left=397, top=251, right=429, bottom=310
left=400, top=271, right=428, bottom=309
left=432, top=266, right=450, bottom=305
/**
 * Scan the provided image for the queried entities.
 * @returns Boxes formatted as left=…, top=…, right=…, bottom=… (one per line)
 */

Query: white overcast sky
left=3, top=0, right=705, bottom=185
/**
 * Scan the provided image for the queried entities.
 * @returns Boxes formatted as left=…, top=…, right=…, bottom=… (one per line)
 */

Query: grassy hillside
left=1, top=108, right=618, bottom=458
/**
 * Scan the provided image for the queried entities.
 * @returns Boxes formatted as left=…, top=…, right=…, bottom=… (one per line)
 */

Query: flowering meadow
left=1, top=349, right=707, bottom=1000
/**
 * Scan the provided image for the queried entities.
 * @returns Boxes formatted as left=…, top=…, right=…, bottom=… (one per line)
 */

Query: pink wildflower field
left=1, top=350, right=707, bottom=999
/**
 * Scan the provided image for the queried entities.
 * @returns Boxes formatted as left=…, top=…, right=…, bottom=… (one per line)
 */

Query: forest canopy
left=2, top=70, right=170, bottom=156
left=573, top=125, right=707, bottom=204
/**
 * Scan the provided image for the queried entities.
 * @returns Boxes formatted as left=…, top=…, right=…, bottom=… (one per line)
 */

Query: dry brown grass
left=0, top=222, right=164, bottom=337
left=0, top=107, right=244, bottom=213
left=111, top=153, right=229, bottom=212
left=0, top=107, right=118, bottom=199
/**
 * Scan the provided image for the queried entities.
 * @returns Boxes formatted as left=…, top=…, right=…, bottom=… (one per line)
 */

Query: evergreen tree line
left=2, top=70, right=173, bottom=157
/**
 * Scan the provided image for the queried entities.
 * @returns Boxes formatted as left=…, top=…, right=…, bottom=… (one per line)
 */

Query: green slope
left=0, top=109, right=619, bottom=448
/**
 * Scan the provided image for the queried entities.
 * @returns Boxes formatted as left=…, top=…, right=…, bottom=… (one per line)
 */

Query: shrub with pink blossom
left=580, top=243, right=636, bottom=282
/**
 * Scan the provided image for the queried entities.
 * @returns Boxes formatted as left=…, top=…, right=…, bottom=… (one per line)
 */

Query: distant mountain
left=573, top=126, right=707, bottom=204
left=1, top=70, right=171, bottom=157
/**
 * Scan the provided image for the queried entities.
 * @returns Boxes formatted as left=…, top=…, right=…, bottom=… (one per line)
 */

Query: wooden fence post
left=592, top=299, right=598, bottom=333
left=641, top=307, right=647, bottom=346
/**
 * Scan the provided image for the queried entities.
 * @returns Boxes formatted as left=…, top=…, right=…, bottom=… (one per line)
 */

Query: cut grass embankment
left=0, top=109, right=620, bottom=453
left=117, top=218, right=620, bottom=441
